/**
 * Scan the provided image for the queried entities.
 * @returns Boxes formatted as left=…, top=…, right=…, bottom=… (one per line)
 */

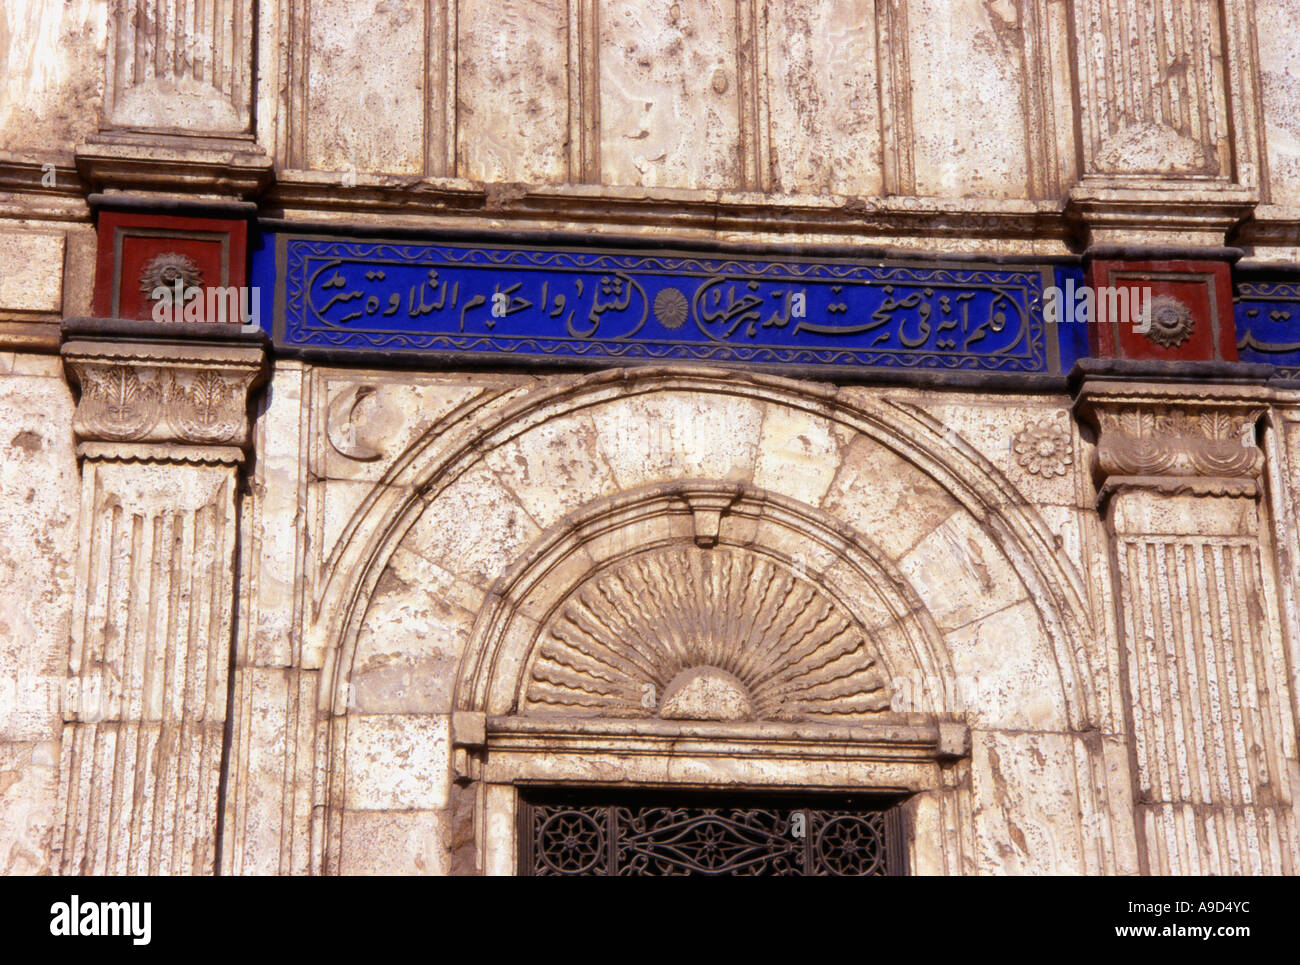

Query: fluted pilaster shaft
left=56, top=328, right=265, bottom=875
left=1077, top=368, right=1297, bottom=875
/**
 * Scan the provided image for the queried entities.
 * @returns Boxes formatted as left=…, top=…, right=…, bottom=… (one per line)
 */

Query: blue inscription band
left=266, top=234, right=1075, bottom=374
left=1236, top=281, right=1300, bottom=378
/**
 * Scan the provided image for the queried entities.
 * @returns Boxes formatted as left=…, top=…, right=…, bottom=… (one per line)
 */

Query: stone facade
left=2, top=0, right=1300, bottom=875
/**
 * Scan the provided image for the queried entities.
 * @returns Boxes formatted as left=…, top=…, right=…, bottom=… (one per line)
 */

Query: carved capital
left=62, top=336, right=268, bottom=463
left=1075, top=379, right=1270, bottom=500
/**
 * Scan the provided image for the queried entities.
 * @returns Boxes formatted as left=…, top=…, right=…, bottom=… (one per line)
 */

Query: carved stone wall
left=103, top=0, right=255, bottom=134
left=1075, top=0, right=1236, bottom=181
left=1078, top=371, right=1300, bottom=874
left=210, top=364, right=1160, bottom=875
left=0, top=1, right=105, bottom=156
left=7, top=351, right=1300, bottom=877
left=54, top=331, right=265, bottom=874
left=4, top=0, right=1300, bottom=880
left=282, top=0, right=1075, bottom=200
left=4, top=4, right=1300, bottom=284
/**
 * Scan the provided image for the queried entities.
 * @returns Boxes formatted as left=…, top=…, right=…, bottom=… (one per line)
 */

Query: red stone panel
left=92, top=211, right=248, bottom=322
left=1086, top=259, right=1237, bottom=362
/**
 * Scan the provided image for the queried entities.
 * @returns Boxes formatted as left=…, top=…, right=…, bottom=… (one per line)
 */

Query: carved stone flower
left=653, top=287, right=689, bottom=330
left=1013, top=419, right=1072, bottom=477
left=140, top=253, right=204, bottom=300
left=1144, top=295, right=1195, bottom=348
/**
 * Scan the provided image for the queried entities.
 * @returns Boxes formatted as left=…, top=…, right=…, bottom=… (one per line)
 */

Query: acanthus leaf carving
left=165, top=368, right=242, bottom=445
left=63, top=338, right=266, bottom=460
left=73, top=363, right=162, bottom=442
left=1095, top=404, right=1262, bottom=481
left=1077, top=381, right=1269, bottom=497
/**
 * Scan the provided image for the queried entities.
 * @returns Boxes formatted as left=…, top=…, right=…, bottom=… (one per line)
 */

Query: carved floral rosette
left=63, top=339, right=266, bottom=461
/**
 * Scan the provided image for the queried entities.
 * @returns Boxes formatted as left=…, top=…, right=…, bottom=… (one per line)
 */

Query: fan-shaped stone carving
left=523, top=546, right=891, bottom=721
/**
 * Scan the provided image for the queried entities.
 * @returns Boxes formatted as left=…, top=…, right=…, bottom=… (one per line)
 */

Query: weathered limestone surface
left=907, top=0, right=1031, bottom=199
left=0, top=1, right=105, bottom=158
left=235, top=0, right=1286, bottom=251
left=305, top=0, right=426, bottom=175
left=3, top=0, right=1300, bottom=877
left=457, top=0, right=569, bottom=184
left=1258, top=0, right=1300, bottom=207
left=598, top=0, right=740, bottom=190
left=765, top=0, right=881, bottom=196
left=0, top=354, right=78, bottom=875
left=0, top=230, right=63, bottom=314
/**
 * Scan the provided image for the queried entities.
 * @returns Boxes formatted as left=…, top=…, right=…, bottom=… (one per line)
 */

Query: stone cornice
left=61, top=328, right=268, bottom=463
left=0, top=157, right=88, bottom=222
left=75, top=132, right=273, bottom=202
left=264, top=171, right=1075, bottom=251
left=1067, top=181, right=1258, bottom=249
left=11, top=143, right=1300, bottom=258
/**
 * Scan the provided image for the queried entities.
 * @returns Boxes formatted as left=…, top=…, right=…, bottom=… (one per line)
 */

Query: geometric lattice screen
left=520, top=789, right=908, bottom=876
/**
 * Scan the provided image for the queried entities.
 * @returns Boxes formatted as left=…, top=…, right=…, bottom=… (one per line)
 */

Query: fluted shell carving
left=523, top=547, right=891, bottom=722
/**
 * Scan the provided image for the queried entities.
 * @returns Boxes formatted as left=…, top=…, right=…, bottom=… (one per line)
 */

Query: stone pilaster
left=74, top=0, right=271, bottom=201
left=1076, top=363, right=1299, bottom=875
left=1065, top=0, right=1260, bottom=249
left=55, top=325, right=266, bottom=875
